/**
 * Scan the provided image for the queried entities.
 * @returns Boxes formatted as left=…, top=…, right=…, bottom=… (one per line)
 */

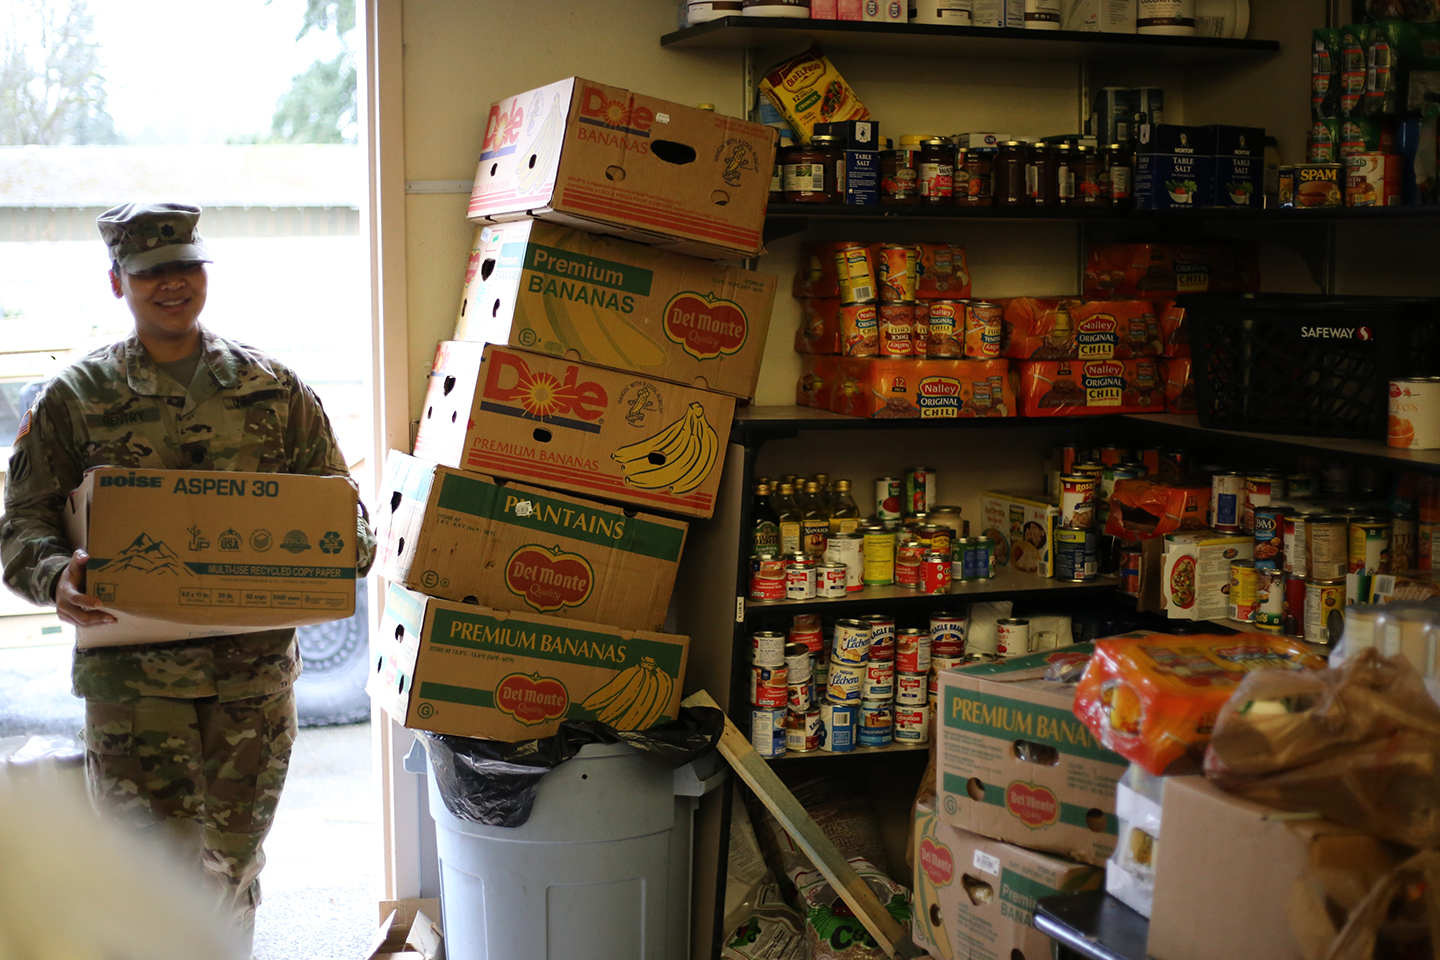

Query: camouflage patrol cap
left=96, top=202, right=213, bottom=273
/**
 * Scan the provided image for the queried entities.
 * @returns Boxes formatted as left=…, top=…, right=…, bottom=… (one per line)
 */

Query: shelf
left=731, top=405, right=1118, bottom=446
left=746, top=565, right=1117, bottom=615
left=768, top=740, right=930, bottom=760
left=660, top=18, right=1280, bottom=65
left=1121, top=413, right=1440, bottom=474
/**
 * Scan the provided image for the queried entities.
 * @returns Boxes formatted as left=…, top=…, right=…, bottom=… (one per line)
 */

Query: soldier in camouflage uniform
left=0, top=202, right=375, bottom=954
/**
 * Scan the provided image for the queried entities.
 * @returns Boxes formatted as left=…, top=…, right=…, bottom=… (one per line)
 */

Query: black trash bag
left=420, top=706, right=725, bottom=828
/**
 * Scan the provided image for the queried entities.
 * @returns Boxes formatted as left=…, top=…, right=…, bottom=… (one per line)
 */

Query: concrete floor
left=0, top=638, right=382, bottom=960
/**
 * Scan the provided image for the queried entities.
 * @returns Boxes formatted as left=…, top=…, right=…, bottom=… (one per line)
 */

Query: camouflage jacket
left=0, top=327, right=375, bottom=702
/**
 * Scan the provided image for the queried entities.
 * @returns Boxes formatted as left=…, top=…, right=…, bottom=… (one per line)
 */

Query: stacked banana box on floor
left=913, top=646, right=1130, bottom=960
left=367, top=77, right=779, bottom=741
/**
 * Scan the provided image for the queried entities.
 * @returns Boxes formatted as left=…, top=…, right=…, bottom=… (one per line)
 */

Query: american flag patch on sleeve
left=15, top=409, right=31, bottom=440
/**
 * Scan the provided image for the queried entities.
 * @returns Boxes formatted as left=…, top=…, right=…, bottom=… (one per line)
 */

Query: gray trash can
left=407, top=739, right=725, bottom=960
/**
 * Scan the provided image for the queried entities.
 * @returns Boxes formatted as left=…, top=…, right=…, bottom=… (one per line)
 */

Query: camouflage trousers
left=82, top=687, right=298, bottom=942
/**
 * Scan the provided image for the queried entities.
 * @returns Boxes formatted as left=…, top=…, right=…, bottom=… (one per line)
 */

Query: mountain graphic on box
left=111, top=533, right=190, bottom=576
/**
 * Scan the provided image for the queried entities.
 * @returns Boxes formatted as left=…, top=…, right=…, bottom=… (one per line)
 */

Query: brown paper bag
left=1289, top=850, right=1440, bottom=960
left=1204, top=648, right=1440, bottom=849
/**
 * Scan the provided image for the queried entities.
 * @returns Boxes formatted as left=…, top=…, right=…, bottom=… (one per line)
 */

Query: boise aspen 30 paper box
left=377, top=452, right=687, bottom=632
left=912, top=802, right=1104, bottom=960
left=452, top=221, right=776, bottom=399
left=370, top=583, right=688, bottom=741
left=62, top=467, right=358, bottom=648
left=937, top=646, right=1128, bottom=866
left=411, top=342, right=735, bottom=519
left=467, top=78, right=775, bottom=260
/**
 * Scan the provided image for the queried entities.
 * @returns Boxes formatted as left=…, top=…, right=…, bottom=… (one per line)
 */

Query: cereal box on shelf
left=1000, top=297, right=1163, bottom=360
left=831, top=357, right=1015, bottom=419
left=1083, top=243, right=1260, bottom=299
left=1016, top=359, right=1166, bottom=416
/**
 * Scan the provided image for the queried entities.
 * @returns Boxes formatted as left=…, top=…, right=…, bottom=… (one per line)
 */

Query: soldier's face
left=111, top=262, right=208, bottom=339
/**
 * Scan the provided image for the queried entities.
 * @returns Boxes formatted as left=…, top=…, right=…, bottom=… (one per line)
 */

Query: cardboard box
left=1016, top=359, right=1167, bottom=416
left=370, top=584, right=688, bottom=741
left=980, top=490, right=1057, bottom=578
left=411, top=342, right=735, bottom=519
left=467, top=77, right=775, bottom=260
left=1000, top=297, right=1163, bottom=360
left=365, top=900, right=442, bottom=960
left=62, top=467, right=357, bottom=648
left=452, top=221, right=776, bottom=400
left=1162, top=530, right=1253, bottom=620
left=936, top=645, right=1128, bottom=866
left=377, top=452, right=687, bottom=631
left=831, top=357, right=1015, bottom=419
left=1147, top=777, right=1403, bottom=960
left=912, top=802, right=1104, bottom=960
left=1210, top=124, right=1265, bottom=208
left=1135, top=124, right=1217, bottom=210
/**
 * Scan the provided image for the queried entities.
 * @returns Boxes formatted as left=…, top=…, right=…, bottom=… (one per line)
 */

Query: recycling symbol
left=319, top=531, right=345, bottom=555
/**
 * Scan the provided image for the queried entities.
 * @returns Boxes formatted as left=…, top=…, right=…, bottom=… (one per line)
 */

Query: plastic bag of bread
left=1204, top=648, right=1440, bottom=849
left=1073, top=631, right=1327, bottom=776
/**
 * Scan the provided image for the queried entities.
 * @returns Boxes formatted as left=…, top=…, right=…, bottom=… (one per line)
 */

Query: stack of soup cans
left=750, top=607, right=981, bottom=757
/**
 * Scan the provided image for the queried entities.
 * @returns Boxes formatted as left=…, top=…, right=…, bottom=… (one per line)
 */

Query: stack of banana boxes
left=367, top=77, right=779, bottom=742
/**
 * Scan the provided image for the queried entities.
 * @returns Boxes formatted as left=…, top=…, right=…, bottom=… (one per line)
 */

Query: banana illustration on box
left=580, top=656, right=674, bottom=729
left=611, top=401, right=718, bottom=495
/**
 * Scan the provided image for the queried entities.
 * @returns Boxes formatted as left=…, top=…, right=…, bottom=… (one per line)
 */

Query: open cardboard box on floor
left=376, top=452, right=686, bottom=632
left=936, top=644, right=1128, bottom=867
left=363, top=899, right=442, bottom=960
left=453, top=220, right=776, bottom=399
left=467, top=77, right=775, bottom=260
left=411, top=342, right=734, bottom=519
left=370, top=583, right=688, bottom=741
left=62, top=467, right=358, bottom=648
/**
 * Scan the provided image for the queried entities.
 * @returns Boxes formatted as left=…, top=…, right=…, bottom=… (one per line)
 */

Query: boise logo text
left=663, top=292, right=748, bottom=360
left=505, top=544, right=595, bottom=614
left=495, top=672, right=569, bottom=726
left=482, top=349, right=608, bottom=421
left=578, top=86, right=654, bottom=137
left=100, top=472, right=162, bottom=488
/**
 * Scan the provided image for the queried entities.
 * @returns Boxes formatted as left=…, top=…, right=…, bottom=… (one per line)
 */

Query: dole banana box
left=912, top=802, right=1104, bottom=960
left=467, top=77, right=775, bottom=260
left=452, top=221, right=776, bottom=399
left=377, top=452, right=687, bottom=631
left=370, top=583, right=688, bottom=742
left=411, top=342, right=735, bottom=520
left=62, top=467, right=358, bottom=649
left=937, top=645, right=1128, bottom=866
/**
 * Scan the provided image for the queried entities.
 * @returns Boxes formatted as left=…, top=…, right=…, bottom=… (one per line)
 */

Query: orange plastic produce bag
left=1073, top=632, right=1327, bottom=776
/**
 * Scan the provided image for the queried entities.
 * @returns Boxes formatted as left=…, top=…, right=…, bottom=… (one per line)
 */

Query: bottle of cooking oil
left=828, top=479, right=861, bottom=535
left=774, top=482, right=803, bottom=556
left=812, top=472, right=832, bottom=508
left=801, top=480, right=831, bottom=558
left=752, top=481, right=780, bottom=556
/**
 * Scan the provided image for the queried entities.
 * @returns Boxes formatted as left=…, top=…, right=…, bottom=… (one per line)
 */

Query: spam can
left=1295, top=163, right=1344, bottom=208
left=820, top=702, right=856, bottom=752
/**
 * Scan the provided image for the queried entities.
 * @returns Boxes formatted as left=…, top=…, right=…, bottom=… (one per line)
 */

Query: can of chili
left=925, top=300, right=963, bottom=358
left=878, top=243, right=919, bottom=302
left=964, top=301, right=1003, bottom=359
left=834, top=243, right=876, bottom=305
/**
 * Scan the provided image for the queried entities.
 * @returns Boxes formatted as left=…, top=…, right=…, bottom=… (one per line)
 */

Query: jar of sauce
left=918, top=137, right=954, bottom=204
left=772, top=139, right=796, bottom=203
left=784, top=134, right=843, bottom=204
left=1054, top=142, right=1076, bottom=206
left=880, top=148, right=919, bottom=204
left=958, top=148, right=993, bottom=206
left=1075, top=145, right=1107, bottom=206
left=1028, top=142, right=1058, bottom=207
left=995, top=141, right=1029, bottom=206
left=1103, top=143, right=1133, bottom=208
left=899, top=134, right=930, bottom=172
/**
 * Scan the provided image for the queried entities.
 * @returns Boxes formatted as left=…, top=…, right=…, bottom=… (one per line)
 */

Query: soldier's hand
left=55, top=550, right=116, bottom=627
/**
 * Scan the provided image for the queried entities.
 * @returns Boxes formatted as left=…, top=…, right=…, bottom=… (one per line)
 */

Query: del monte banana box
left=937, top=644, right=1127, bottom=866
left=370, top=583, right=688, bottom=741
left=377, top=452, right=686, bottom=631
left=411, top=342, right=735, bottom=519
left=453, top=221, right=776, bottom=399
left=912, top=802, right=1103, bottom=960
left=62, top=467, right=358, bottom=649
left=467, top=77, right=775, bottom=260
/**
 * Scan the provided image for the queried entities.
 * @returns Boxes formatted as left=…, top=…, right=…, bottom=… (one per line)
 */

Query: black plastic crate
left=1181, top=294, right=1440, bottom=438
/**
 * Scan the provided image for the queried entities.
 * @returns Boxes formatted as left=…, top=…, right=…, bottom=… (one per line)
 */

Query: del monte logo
left=1006, top=781, right=1060, bottom=829
left=919, top=837, right=954, bottom=886
left=505, top=544, right=595, bottom=614
left=495, top=672, right=569, bottom=726
left=663, top=292, right=748, bottom=361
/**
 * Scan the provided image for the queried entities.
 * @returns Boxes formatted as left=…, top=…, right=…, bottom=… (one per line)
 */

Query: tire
left=295, top=586, right=371, bottom=727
